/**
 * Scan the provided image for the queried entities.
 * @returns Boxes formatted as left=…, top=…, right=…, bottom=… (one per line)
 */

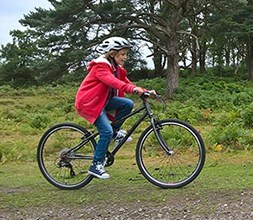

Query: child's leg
left=105, top=97, right=134, bottom=131
left=93, top=110, right=113, bottom=162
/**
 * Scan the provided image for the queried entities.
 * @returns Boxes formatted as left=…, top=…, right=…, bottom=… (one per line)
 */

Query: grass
left=1, top=75, right=253, bottom=163
left=1, top=150, right=253, bottom=211
left=1, top=76, right=253, bottom=218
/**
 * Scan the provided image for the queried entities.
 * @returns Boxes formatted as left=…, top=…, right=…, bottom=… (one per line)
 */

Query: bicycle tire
left=37, top=122, right=95, bottom=189
left=136, top=119, right=205, bottom=189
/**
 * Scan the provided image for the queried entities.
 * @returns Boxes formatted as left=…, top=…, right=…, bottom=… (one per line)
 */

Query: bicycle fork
left=150, top=118, right=174, bottom=156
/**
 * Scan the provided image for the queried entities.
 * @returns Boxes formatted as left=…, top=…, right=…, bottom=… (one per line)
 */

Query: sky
left=0, top=0, right=155, bottom=68
left=0, top=0, right=52, bottom=46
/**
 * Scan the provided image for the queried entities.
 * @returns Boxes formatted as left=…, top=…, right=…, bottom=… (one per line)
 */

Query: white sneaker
left=114, top=130, right=133, bottom=148
left=115, top=130, right=133, bottom=141
left=88, top=161, right=110, bottom=179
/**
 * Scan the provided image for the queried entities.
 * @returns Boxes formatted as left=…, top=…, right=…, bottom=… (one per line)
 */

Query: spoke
left=38, top=123, right=95, bottom=189
left=137, top=119, right=205, bottom=188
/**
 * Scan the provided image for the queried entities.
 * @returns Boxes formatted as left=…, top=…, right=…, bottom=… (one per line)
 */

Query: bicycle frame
left=111, top=97, right=173, bottom=155
left=68, top=94, right=172, bottom=158
left=38, top=93, right=205, bottom=189
left=111, top=105, right=147, bottom=155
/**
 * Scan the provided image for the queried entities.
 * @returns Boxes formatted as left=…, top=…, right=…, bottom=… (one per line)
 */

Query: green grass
left=1, top=151, right=253, bottom=210
left=1, top=75, right=253, bottom=217
left=1, top=75, right=253, bottom=163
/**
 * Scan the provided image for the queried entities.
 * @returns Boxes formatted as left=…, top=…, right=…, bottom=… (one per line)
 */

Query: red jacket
left=75, top=56, right=136, bottom=124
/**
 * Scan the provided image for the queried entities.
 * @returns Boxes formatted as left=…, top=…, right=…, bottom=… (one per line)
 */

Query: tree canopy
left=0, top=0, right=253, bottom=96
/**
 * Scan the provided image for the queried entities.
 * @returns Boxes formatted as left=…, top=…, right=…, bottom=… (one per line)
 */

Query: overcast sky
left=0, top=0, right=155, bottom=68
left=0, top=0, right=52, bottom=46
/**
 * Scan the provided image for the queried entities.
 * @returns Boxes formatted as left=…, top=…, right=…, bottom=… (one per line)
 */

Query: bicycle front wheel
left=37, top=122, right=95, bottom=189
left=136, top=119, right=205, bottom=189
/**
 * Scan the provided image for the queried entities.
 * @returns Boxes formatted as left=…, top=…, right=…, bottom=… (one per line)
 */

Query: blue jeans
left=93, top=97, right=134, bottom=162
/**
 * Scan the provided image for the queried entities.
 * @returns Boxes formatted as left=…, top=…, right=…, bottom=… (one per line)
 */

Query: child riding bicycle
left=75, top=36, right=156, bottom=179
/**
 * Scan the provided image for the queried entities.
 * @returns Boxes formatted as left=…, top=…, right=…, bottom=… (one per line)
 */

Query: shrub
left=29, top=114, right=51, bottom=130
left=207, top=123, right=247, bottom=150
left=240, top=103, right=253, bottom=128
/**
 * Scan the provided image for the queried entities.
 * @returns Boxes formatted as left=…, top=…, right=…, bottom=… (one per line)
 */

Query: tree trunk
left=165, top=1, right=182, bottom=97
left=246, top=37, right=253, bottom=80
left=166, top=35, right=179, bottom=98
left=153, top=47, right=165, bottom=77
left=191, top=38, right=197, bottom=75
left=167, top=55, right=179, bottom=98
left=199, top=41, right=207, bottom=74
left=225, top=46, right=230, bottom=66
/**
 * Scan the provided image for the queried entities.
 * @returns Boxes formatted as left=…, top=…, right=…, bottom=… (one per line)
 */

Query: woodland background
left=1, top=0, right=253, bottom=96
left=1, top=0, right=253, bottom=161
left=1, top=2, right=253, bottom=218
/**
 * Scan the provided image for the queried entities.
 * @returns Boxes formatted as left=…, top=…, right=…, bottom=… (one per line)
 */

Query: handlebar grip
left=140, top=92, right=160, bottom=100
left=140, top=92, right=150, bottom=99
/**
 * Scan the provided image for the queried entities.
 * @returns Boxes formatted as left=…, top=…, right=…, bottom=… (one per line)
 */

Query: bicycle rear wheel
left=136, top=119, right=205, bottom=189
left=37, top=122, right=95, bottom=189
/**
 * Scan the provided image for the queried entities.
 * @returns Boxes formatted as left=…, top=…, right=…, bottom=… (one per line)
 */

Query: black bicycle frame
left=69, top=97, right=172, bottom=158
left=111, top=98, right=173, bottom=156
left=67, top=105, right=147, bottom=156
left=111, top=106, right=148, bottom=155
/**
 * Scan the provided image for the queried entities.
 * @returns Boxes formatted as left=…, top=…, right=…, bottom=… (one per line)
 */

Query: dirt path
left=1, top=189, right=253, bottom=220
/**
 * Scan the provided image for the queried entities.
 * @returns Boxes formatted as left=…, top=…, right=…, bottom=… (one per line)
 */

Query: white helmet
left=96, top=37, right=133, bottom=53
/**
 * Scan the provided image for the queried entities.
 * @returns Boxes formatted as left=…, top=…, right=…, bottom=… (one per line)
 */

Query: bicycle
left=37, top=92, right=205, bottom=190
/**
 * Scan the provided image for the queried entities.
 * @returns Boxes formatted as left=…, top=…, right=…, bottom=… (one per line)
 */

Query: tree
left=184, top=0, right=211, bottom=74
left=0, top=30, right=39, bottom=85
left=1, top=0, right=197, bottom=96
left=90, top=0, right=196, bottom=96
left=245, top=0, right=253, bottom=80
left=205, top=0, right=253, bottom=78
left=4, top=0, right=253, bottom=94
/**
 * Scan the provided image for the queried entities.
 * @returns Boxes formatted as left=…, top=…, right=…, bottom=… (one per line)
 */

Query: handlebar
left=140, top=91, right=161, bottom=100
left=140, top=92, right=166, bottom=113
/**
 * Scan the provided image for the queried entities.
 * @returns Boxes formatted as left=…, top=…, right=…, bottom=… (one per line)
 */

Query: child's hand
left=148, top=90, right=156, bottom=95
left=133, top=87, right=145, bottom=95
left=148, top=90, right=158, bottom=99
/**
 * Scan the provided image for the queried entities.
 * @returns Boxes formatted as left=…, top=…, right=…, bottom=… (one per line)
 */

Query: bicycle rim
left=136, top=119, right=205, bottom=189
left=37, top=123, right=95, bottom=189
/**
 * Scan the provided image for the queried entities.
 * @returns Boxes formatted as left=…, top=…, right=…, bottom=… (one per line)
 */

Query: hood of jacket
left=87, top=55, right=112, bottom=72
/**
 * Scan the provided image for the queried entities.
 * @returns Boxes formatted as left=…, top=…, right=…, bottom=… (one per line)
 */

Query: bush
left=240, top=103, right=253, bottom=128
left=128, top=68, right=159, bottom=81
left=2, top=75, right=253, bottom=162
left=29, top=114, right=51, bottom=130
left=207, top=123, right=247, bottom=150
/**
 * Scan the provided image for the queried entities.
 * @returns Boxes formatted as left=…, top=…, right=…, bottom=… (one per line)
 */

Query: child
left=75, top=36, right=155, bottom=179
